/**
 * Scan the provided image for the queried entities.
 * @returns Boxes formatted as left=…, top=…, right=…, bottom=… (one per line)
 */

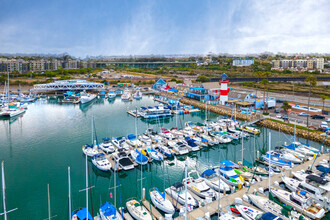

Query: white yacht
left=80, top=92, right=96, bottom=104
left=199, top=169, right=231, bottom=193
left=92, top=153, right=111, bottom=171
left=112, top=149, right=135, bottom=171
left=165, top=182, right=198, bottom=209
left=150, top=188, right=175, bottom=215
left=183, top=170, right=216, bottom=199
left=168, top=140, right=189, bottom=155
left=235, top=203, right=263, bottom=220
left=99, top=138, right=116, bottom=154
left=112, top=137, right=131, bottom=150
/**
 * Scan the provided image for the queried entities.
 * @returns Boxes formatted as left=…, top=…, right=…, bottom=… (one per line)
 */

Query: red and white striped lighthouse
left=219, top=73, right=230, bottom=105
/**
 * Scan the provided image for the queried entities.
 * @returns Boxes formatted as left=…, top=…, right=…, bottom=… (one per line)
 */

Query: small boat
left=155, top=145, right=174, bottom=158
left=219, top=213, right=244, bottom=220
left=165, top=182, right=198, bottom=209
left=108, top=91, right=116, bottom=99
left=126, top=134, right=142, bottom=147
left=275, top=146, right=309, bottom=161
left=218, top=160, right=244, bottom=187
left=283, top=143, right=317, bottom=157
left=270, top=187, right=325, bottom=219
left=126, top=199, right=152, bottom=220
left=184, top=170, right=216, bottom=199
left=121, top=89, right=131, bottom=101
left=200, top=169, right=231, bottom=193
left=160, top=128, right=175, bottom=140
left=130, top=149, right=148, bottom=165
left=200, top=133, right=219, bottom=145
left=242, top=126, right=260, bottom=135
left=112, top=137, right=130, bottom=150
left=82, top=143, right=99, bottom=157
left=99, top=202, right=123, bottom=220
left=139, top=134, right=152, bottom=146
left=185, top=138, right=200, bottom=152
left=146, top=148, right=163, bottom=161
left=235, top=203, right=263, bottom=220
left=80, top=92, right=96, bottom=104
left=99, top=138, right=116, bottom=154
left=168, top=140, right=189, bottom=155
left=72, top=208, right=93, bottom=220
left=133, top=90, right=142, bottom=100
left=248, top=194, right=289, bottom=218
left=255, top=212, right=285, bottom=220
left=92, top=153, right=111, bottom=171
left=150, top=188, right=175, bottom=214
left=262, top=151, right=292, bottom=168
left=112, top=149, right=135, bottom=170
left=0, top=102, right=26, bottom=117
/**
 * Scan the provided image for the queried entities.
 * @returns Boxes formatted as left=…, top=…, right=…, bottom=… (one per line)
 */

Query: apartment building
left=272, top=57, right=324, bottom=71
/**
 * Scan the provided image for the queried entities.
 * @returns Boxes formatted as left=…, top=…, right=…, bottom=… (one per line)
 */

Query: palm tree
left=259, top=79, right=269, bottom=113
left=305, top=76, right=317, bottom=141
left=320, top=95, right=328, bottom=111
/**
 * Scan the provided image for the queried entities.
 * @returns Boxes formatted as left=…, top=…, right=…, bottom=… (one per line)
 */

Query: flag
left=110, top=192, right=113, bottom=198
left=182, top=82, right=186, bottom=85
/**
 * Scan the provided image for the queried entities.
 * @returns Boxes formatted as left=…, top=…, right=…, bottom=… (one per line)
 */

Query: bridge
left=32, top=80, right=104, bottom=92
left=210, top=76, right=330, bottom=82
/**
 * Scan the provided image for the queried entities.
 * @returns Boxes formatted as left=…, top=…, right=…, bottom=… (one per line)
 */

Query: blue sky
left=0, top=0, right=329, bottom=57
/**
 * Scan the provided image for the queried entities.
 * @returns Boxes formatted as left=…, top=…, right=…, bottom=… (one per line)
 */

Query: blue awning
left=220, top=160, right=235, bottom=167
left=127, top=134, right=136, bottom=140
left=72, top=208, right=93, bottom=220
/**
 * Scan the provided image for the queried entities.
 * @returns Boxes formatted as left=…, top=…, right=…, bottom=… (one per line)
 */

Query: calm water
left=0, top=96, right=322, bottom=219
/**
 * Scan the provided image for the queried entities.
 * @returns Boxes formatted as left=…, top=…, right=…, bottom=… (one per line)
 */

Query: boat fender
left=254, top=189, right=257, bottom=195
left=238, top=183, right=242, bottom=190
left=258, top=187, right=264, bottom=194
left=235, top=197, right=243, bottom=204
left=204, top=212, right=210, bottom=220
left=274, top=181, right=279, bottom=187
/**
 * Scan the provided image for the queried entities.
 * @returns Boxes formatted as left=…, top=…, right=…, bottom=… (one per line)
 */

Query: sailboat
left=72, top=155, right=93, bottom=220
left=126, top=148, right=152, bottom=220
left=82, top=117, right=99, bottom=157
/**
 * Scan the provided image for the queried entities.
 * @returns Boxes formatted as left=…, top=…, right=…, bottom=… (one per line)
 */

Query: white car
left=276, top=114, right=282, bottom=119
left=326, top=118, right=330, bottom=122
left=320, top=121, right=328, bottom=128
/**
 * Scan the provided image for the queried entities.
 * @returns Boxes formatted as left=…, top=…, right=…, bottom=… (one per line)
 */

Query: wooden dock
left=165, top=192, right=183, bottom=210
left=142, top=199, right=163, bottom=220
left=154, top=98, right=168, bottom=104
left=174, top=153, right=329, bottom=220
left=127, top=110, right=140, bottom=117
left=118, top=207, right=134, bottom=220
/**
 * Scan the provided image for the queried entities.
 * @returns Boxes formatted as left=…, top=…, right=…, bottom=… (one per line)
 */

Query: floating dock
left=127, top=110, right=140, bottom=117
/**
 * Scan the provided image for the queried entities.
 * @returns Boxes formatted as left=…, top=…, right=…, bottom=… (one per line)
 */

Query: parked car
left=311, top=115, right=325, bottom=119
left=276, top=114, right=282, bottom=119
left=298, top=112, right=309, bottom=117
left=274, top=108, right=280, bottom=113
left=283, top=115, right=288, bottom=120
left=320, top=121, right=328, bottom=128
left=327, top=118, right=330, bottom=122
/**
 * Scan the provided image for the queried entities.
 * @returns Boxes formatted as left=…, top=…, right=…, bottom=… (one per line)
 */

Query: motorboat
left=80, top=92, right=96, bottom=104
left=262, top=151, right=292, bottom=168
left=242, top=126, right=260, bottom=135
left=219, top=213, right=244, bottom=220
left=146, top=148, right=163, bottom=161
left=283, top=143, right=318, bottom=157
left=200, top=133, right=219, bottom=145
left=248, top=194, right=290, bottom=218
left=235, top=203, right=263, bottom=220
left=190, top=136, right=209, bottom=147
left=126, top=134, right=142, bottom=147
left=281, top=175, right=330, bottom=210
left=121, top=89, right=131, bottom=101
left=217, top=161, right=244, bottom=187
left=160, top=128, right=175, bottom=140
left=92, top=153, right=111, bottom=171
left=138, top=104, right=172, bottom=119
left=165, top=182, right=198, bottom=209
left=112, top=149, right=134, bottom=171
left=112, top=137, right=131, bottom=150
left=275, top=146, right=310, bottom=161
left=133, top=90, right=142, bottom=100
left=82, top=142, right=99, bottom=157
left=211, top=132, right=232, bottom=143
left=150, top=188, right=175, bottom=214
left=99, top=138, right=116, bottom=154
left=274, top=150, right=302, bottom=164
left=154, top=145, right=174, bottom=158
left=270, top=187, right=325, bottom=219
left=183, top=170, right=216, bottom=199
left=108, top=91, right=116, bottom=99
left=185, top=138, right=200, bottom=152
left=72, top=208, right=93, bottom=220
left=168, top=141, right=189, bottom=155
left=99, top=202, right=123, bottom=220
left=255, top=212, right=285, bottom=220
left=126, top=199, right=152, bottom=220
left=200, top=169, right=231, bottom=193
left=139, top=134, right=152, bottom=146
left=130, top=149, right=148, bottom=165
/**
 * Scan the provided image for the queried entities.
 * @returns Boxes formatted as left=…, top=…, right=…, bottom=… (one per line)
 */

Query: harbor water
left=0, top=96, right=322, bottom=219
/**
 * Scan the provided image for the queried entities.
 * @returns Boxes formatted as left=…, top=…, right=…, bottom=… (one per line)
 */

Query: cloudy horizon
left=0, top=0, right=329, bottom=57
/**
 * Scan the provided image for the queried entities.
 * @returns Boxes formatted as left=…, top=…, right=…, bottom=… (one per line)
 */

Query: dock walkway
left=142, top=199, right=163, bottom=220
left=174, top=153, right=328, bottom=220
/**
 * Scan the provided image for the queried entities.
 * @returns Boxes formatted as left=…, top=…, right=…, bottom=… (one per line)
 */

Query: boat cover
left=100, top=202, right=117, bottom=217
left=119, top=158, right=133, bottom=166
left=102, top=137, right=110, bottom=142
left=220, top=160, right=235, bottom=167
left=200, top=169, right=216, bottom=178
left=316, top=165, right=330, bottom=174
left=72, top=208, right=93, bottom=220
left=173, top=182, right=184, bottom=189
left=93, top=153, right=105, bottom=159
left=258, top=212, right=283, bottom=220
left=306, top=174, right=328, bottom=184
left=135, top=149, right=148, bottom=163
left=127, top=134, right=136, bottom=140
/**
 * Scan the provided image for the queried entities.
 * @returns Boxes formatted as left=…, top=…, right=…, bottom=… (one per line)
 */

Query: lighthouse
left=219, top=73, right=229, bottom=105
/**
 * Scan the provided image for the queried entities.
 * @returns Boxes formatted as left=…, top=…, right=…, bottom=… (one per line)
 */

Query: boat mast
left=86, top=154, right=89, bottom=219
left=241, top=135, right=244, bottom=162
left=114, top=161, right=117, bottom=207
left=48, top=184, right=51, bottom=220
left=294, top=120, right=296, bottom=144
left=268, top=132, right=271, bottom=193
left=2, top=161, right=7, bottom=220
left=68, top=167, right=71, bottom=220
left=184, top=160, right=188, bottom=220
left=91, top=116, right=94, bottom=145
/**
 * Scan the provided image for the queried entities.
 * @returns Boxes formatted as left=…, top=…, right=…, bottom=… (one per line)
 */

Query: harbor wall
left=156, top=92, right=330, bottom=146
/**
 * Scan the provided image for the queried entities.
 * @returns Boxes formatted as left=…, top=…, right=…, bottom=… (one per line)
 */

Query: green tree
left=196, top=75, right=210, bottom=82
left=305, top=76, right=317, bottom=141
left=259, top=79, right=269, bottom=113
left=281, top=101, right=292, bottom=113
left=320, top=95, right=329, bottom=111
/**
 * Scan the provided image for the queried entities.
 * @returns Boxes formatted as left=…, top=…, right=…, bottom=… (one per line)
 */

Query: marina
left=0, top=95, right=329, bottom=220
